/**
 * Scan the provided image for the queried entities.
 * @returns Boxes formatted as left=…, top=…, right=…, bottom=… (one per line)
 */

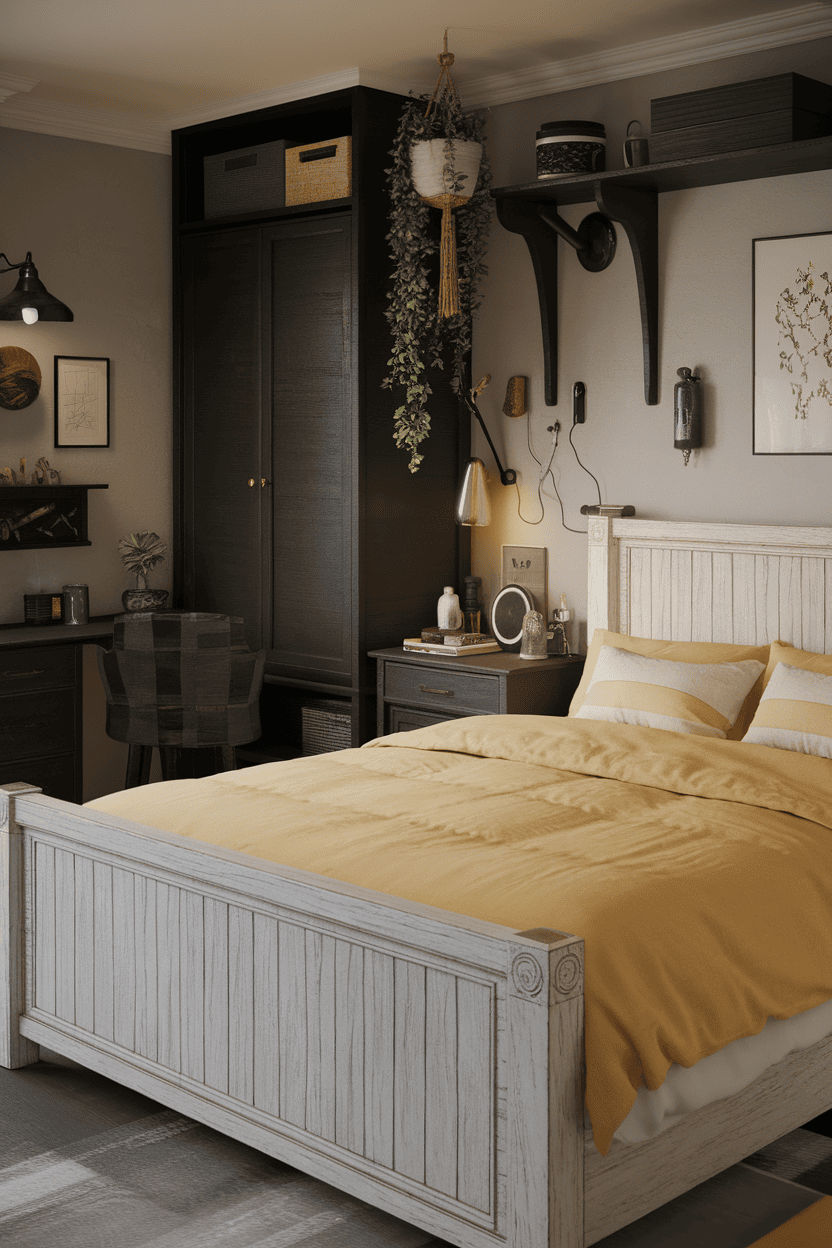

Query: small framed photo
left=753, top=231, right=832, bottom=455
left=54, top=356, right=110, bottom=447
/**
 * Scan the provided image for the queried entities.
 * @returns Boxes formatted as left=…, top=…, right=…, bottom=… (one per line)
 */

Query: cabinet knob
left=261, top=478, right=268, bottom=488
left=248, top=478, right=255, bottom=488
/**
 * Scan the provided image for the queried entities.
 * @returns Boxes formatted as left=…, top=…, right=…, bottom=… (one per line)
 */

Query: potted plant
left=382, top=38, right=492, bottom=472
left=118, top=531, right=169, bottom=612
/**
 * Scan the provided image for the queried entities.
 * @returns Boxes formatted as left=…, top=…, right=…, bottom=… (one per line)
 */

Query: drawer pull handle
left=3, top=669, right=45, bottom=679
left=420, top=684, right=454, bottom=697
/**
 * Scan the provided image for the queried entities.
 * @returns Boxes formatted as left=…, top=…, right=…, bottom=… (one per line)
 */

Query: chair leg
left=220, top=745, right=237, bottom=772
left=160, top=747, right=179, bottom=782
left=125, top=744, right=152, bottom=789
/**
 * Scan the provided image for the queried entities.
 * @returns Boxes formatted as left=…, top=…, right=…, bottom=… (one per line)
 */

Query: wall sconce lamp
left=456, top=375, right=517, bottom=527
left=0, top=252, right=74, bottom=323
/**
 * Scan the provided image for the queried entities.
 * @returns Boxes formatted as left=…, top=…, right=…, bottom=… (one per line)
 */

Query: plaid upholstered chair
left=97, top=612, right=266, bottom=788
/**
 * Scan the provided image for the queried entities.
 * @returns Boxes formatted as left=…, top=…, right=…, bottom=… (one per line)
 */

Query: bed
left=3, top=516, right=832, bottom=1248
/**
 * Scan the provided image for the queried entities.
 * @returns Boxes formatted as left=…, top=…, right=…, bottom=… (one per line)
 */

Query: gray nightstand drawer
left=384, top=662, right=498, bottom=714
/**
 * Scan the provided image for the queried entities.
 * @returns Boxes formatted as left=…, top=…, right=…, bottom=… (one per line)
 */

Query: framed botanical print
left=54, top=355, right=110, bottom=447
left=753, top=231, right=832, bottom=454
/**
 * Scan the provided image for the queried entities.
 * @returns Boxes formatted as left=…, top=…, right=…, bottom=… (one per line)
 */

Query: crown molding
left=166, top=67, right=361, bottom=130
left=0, top=95, right=171, bottom=153
left=0, top=5, right=830, bottom=153
left=462, top=2, right=832, bottom=107
left=0, top=72, right=37, bottom=103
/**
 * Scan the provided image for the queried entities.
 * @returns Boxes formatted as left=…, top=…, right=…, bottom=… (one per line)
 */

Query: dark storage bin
left=301, top=699, right=352, bottom=754
left=650, top=72, right=832, bottom=162
left=204, top=140, right=286, bottom=218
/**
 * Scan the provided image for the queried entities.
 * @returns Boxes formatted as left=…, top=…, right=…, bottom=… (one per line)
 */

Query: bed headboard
left=587, top=517, right=832, bottom=653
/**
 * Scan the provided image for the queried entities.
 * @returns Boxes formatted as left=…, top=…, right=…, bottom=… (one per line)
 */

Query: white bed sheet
left=604, top=995, right=832, bottom=1146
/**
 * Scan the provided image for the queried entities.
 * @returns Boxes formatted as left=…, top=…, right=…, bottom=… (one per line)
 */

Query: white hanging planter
left=410, top=139, right=483, bottom=202
left=410, top=139, right=483, bottom=318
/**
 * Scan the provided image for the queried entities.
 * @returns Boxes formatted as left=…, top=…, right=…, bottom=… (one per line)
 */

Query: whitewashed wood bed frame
left=3, top=517, right=832, bottom=1248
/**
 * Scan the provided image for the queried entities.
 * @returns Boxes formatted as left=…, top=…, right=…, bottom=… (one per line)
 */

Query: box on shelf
left=301, top=698, right=352, bottom=755
left=650, top=72, right=832, bottom=163
left=203, top=140, right=286, bottom=218
left=285, top=136, right=352, bottom=206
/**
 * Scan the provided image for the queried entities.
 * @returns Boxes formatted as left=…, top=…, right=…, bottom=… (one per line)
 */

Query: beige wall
left=471, top=37, right=832, bottom=653
left=2, top=38, right=830, bottom=793
left=0, top=127, right=171, bottom=796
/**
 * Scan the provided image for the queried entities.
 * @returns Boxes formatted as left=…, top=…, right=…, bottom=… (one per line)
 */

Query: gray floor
left=0, top=1051, right=828, bottom=1248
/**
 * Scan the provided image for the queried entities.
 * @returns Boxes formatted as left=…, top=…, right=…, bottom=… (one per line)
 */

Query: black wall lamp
left=456, top=374, right=518, bottom=527
left=0, top=252, right=74, bottom=323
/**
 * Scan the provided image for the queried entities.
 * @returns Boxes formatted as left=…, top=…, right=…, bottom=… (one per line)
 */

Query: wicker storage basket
left=203, top=141, right=286, bottom=218
left=301, top=698, right=352, bottom=755
left=285, top=137, right=352, bottom=206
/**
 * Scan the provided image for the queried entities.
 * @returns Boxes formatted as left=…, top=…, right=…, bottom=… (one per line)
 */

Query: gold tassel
left=439, top=200, right=459, bottom=317
left=423, top=191, right=467, bottom=318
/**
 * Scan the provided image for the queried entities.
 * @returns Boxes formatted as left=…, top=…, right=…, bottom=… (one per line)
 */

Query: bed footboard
left=0, top=783, right=584, bottom=1248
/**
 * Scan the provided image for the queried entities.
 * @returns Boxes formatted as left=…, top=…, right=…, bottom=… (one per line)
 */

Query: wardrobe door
left=265, top=215, right=354, bottom=683
left=180, top=228, right=266, bottom=648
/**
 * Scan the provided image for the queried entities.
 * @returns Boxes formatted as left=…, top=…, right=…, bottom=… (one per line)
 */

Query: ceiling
left=1, top=0, right=831, bottom=152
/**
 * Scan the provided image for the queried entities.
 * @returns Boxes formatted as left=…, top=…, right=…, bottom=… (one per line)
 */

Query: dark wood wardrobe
left=173, top=87, right=468, bottom=755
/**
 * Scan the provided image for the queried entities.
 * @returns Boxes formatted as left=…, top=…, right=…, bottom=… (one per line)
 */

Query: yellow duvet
left=88, top=715, right=832, bottom=1156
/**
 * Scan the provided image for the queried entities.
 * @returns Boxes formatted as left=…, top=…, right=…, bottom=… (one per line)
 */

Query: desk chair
left=97, top=611, right=266, bottom=788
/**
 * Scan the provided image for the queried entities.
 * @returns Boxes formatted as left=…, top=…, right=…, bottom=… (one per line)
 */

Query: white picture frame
left=753, top=231, right=832, bottom=455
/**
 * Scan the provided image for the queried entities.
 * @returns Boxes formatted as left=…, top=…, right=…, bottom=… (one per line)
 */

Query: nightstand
left=369, top=647, right=585, bottom=737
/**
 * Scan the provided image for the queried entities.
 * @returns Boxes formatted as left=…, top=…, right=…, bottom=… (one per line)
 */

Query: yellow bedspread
left=87, top=715, right=832, bottom=1156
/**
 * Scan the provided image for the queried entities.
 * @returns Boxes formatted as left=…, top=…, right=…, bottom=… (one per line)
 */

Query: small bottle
left=437, top=586, right=462, bottom=631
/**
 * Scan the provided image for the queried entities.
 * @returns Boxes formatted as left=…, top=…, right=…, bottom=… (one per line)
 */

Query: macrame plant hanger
left=415, top=32, right=480, bottom=318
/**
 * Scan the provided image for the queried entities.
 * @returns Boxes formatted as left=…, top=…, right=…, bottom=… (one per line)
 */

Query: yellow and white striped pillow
left=743, top=662, right=832, bottom=757
left=574, top=645, right=766, bottom=738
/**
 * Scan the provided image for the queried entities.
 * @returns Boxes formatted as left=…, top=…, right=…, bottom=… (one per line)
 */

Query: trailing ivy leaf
left=381, top=94, right=492, bottom=471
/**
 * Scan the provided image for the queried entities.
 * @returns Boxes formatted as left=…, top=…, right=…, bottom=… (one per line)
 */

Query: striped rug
left=3, top=1053, right=832, bottom=1247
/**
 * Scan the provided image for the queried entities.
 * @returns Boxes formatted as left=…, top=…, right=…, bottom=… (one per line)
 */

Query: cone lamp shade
left=456, top=457, right=491, bottom=526
left=0, top=254, right=73, bottom=322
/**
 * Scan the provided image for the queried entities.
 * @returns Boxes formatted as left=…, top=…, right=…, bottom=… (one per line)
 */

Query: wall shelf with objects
left=491, top=134, right=832, bottom=407
left=0, top=484, right=108, bottom=550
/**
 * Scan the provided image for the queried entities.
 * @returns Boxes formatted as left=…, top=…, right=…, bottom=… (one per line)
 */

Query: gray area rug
left=2, top=1052, right=832, bottom=1248
left=0, top=1053, right=445, bottom=1248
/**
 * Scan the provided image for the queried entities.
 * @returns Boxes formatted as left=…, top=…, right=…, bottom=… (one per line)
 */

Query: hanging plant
left=382, top=36, right=492, bottom=472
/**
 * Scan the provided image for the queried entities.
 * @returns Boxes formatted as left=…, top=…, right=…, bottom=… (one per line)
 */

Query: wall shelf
left=0, top=484, right=108, bottom=550
left=491, top=135, right=832, bottom=406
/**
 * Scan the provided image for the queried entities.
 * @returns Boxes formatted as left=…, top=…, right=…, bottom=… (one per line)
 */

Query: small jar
left=536, top=121, right=606, bottom=179
left=62, top=583, right=89, bottom=626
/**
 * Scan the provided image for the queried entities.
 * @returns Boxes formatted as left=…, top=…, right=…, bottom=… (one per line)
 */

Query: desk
left=0, top=618, right=114, bottom=802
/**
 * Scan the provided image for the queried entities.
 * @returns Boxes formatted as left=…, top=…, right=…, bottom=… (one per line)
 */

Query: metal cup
left=623, top=136, right=649, bottom=167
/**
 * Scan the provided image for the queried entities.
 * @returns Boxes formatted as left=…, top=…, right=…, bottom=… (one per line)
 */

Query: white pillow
left=573, top=645, right=766, bottom=738
left=742, top=662, right=832, bottom=758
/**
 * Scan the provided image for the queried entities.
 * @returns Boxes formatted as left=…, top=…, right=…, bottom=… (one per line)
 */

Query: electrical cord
left=569, top=420, right=603, bottom=507
left=513, top=407, right=604, bottom=533
left=513, top=413, right=557, bottom=524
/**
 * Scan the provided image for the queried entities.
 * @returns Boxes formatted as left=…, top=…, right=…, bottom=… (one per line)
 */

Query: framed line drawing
left=753, top=231, right=832, bottom=455
left=54, top=355, right=110, bottom=447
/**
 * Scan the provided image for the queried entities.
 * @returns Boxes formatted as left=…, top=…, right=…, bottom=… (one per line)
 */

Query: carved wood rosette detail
left=508, top=933, right=584, bottom=1005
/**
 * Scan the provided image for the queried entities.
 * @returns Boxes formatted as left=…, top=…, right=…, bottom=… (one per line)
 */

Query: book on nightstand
left=403, top=636, right=501, bottom=656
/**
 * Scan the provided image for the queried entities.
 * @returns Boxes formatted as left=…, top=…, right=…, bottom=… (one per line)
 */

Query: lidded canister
left=674, top=367, right=703, bottom=465
left=536, top=120, right=606, bottom=179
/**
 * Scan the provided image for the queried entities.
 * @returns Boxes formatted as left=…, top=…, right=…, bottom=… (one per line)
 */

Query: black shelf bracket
left=495, top=196, right=561, bottom=405
left=593, top=182, right=658, bottom=404
left=494, top=183, right=659, bottom=406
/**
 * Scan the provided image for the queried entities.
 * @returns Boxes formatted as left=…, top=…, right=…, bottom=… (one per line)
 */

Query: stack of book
left=402, top=630, right=501, bottom=656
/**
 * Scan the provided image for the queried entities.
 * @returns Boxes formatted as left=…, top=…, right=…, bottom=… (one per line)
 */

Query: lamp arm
left=463, top=393, right=517, bottom=485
